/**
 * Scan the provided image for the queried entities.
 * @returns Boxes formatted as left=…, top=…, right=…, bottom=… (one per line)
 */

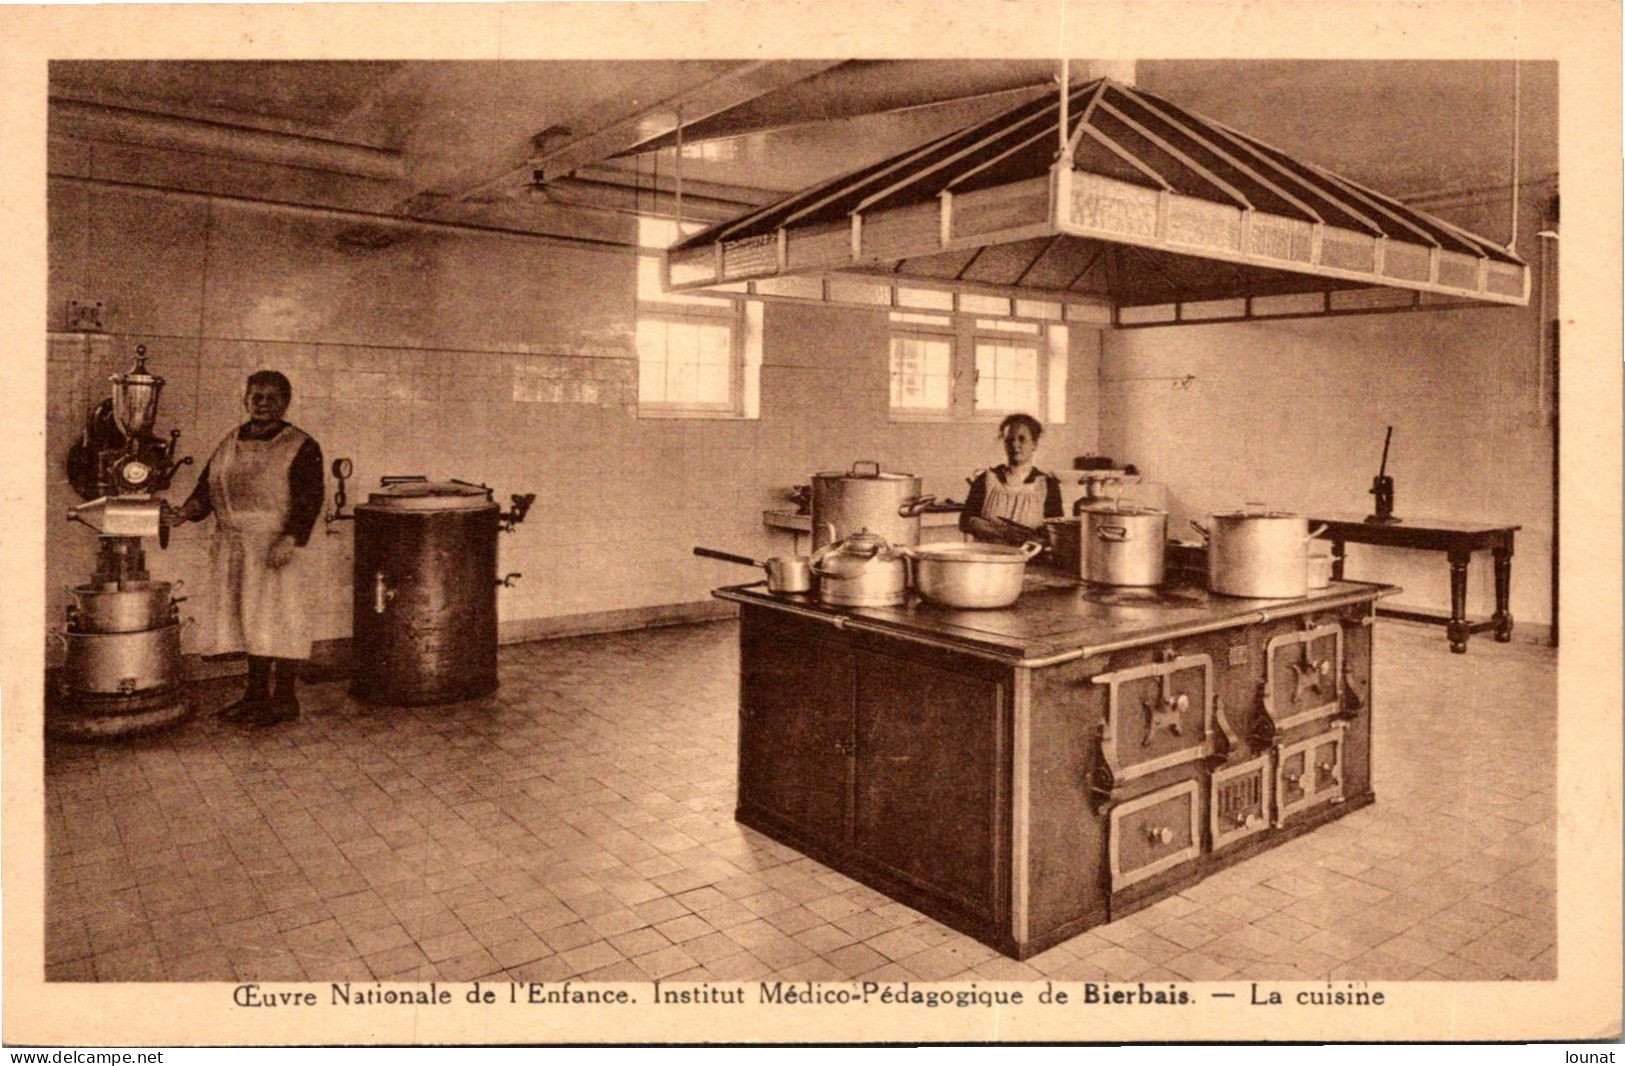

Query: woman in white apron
left=166, top=370, right=324, bottom=727
left=960, top=413, right=1063, bottom=545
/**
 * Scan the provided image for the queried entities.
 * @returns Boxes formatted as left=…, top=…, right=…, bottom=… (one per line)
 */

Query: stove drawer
left=1210, top=753, right=1272, bottom=850
left=1275, top=724, right=1347, bottom=823
left=1109, top=779, right=1201, bottom=892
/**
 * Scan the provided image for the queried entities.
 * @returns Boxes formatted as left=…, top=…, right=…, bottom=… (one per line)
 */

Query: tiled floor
left=44, top=619, right=1556, bottom=983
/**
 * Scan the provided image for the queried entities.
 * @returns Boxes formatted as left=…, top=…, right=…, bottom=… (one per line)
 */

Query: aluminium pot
left=693, top=547, right=814, bottom=595
left=1194, top=509, right=1328, bottom=599
left=811, top=460, right=932, bottom=551
left=906, top=541, right=1041, bottom=609
left=1079, top=504, right=1167, bottom=587
left=810, top=530, right=908, bottom=607
left=59, top=622, right=184, bottom=695
left=66, top=580, right=181, bottom=633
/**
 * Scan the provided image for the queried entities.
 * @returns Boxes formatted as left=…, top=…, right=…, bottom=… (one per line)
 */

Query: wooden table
left=1307, top=512, right=1519, bottom=653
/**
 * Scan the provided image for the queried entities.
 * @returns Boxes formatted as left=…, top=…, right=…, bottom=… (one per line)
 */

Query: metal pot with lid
left=352, top=476, right=533, bottom=705
left=1191, top=506, right=1327, bottom=599
left=811, top=460, right=933, bottom=551
left=1078, top=503, right=1167, bottom=587
left=809, top=529, right=909, bottom=608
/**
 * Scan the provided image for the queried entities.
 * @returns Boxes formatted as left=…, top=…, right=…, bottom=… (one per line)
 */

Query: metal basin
left=907, top=542, right=1041, bottom=609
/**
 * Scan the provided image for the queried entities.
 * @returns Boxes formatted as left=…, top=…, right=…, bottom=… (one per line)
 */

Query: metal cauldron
left=352, top=478, right=507, bottom=705
left=811, top=461, right=933, bottom=551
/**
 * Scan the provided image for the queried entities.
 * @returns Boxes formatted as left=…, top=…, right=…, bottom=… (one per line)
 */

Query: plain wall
left=46, top=180, right=1101, bottom=660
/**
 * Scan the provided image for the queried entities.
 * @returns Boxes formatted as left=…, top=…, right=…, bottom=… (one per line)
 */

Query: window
left=972, top=319, right=1042, bottom=415
left=889, top=314, right=954, bottom=413
left=888, top=310, right=1067, bottom=423
left=636, top=216, right=758, bottom=418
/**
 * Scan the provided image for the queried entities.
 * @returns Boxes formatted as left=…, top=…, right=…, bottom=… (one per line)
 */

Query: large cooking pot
left=810, top=530, right=908, bottom=607
left=66, top=580, right=182, bottom=633
left=58, top=622, right=184, bottom=695
left=905, top=541, right=1041, bottom=609
left=353, top=479, right=502, bottom=705
left=1193, top=509, right=1327, bottom=599
left=811, top=460, right=933, bottom=551
left=1079, top=504, right=1167, bottom=587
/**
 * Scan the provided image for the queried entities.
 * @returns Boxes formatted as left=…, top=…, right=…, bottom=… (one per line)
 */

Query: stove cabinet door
left=851, top=649, right=1007, bottom=923
left=1262, top=623, right=1343, bottom=734
left=738, top=622, right=854, bottom=846
left=1274, top=724, right=1347, bottom=824
left=1091, top=653, right=1215, bottom=784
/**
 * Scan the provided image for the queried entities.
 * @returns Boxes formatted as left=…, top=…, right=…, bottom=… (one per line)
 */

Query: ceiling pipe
left=49, top=97, right=404, bottom=182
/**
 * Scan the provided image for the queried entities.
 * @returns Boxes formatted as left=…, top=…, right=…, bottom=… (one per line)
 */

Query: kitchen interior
left=39, top=57, right=1562, bottom=986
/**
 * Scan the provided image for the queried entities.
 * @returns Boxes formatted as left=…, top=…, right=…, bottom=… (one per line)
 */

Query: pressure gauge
left=121, top=459, right=151, bottom=487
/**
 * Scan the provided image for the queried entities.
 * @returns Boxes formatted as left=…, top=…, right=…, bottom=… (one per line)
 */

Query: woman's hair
left=998, top=413, right=1043, bottom=443
left=246, top=369, right=292, bottom=403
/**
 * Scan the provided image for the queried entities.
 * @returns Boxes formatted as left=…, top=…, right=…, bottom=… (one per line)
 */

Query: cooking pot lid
left=814, top=471, right=917, bottom=482
left=1078, top=503, right=1167, bottom=517
left=1213, top=509, right=1299, bottom=520
left=813, top=462, right=915, bottom=481
left=363, top=480, right=494, bottom=511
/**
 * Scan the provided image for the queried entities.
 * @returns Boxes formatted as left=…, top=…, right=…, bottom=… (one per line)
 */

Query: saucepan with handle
left=693, top=547, right=814, bottom=595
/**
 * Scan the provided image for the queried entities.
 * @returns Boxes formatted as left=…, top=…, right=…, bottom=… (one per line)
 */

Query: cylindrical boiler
left=352, top=479, right=501, bottom=705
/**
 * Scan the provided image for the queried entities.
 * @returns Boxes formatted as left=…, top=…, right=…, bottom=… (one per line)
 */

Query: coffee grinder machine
left=54, top=345, right=194, bottom=739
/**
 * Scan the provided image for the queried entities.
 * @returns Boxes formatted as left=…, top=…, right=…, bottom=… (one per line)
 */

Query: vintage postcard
left=1, top=0, right=1620, bottom=1047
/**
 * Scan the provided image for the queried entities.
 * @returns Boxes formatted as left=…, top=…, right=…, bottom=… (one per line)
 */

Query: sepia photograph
left=2, top=0, right=1620, bottom=1048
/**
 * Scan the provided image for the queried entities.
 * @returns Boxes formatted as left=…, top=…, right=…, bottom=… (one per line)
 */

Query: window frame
left=885, top=310, right=1064, bottom=424
left=635, top=217, right=752, bottom=420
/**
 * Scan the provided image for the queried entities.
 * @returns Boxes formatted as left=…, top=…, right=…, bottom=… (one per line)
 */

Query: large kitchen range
left=13, top=26, right=1613, bottom=1048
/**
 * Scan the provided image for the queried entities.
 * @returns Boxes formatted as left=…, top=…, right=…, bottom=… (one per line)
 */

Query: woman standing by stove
left=960, top=413, right=1063, bottom=546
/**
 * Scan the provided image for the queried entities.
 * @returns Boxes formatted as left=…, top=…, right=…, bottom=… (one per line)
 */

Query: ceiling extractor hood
left=665, top=77, right=1529, bottom=328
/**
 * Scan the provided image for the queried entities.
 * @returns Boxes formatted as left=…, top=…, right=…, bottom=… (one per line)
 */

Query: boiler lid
left=361, top=479, right=495, bottom=512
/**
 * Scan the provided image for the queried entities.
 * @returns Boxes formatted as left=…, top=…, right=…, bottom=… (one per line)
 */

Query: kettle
left=810, top=527, right=909, bottom=608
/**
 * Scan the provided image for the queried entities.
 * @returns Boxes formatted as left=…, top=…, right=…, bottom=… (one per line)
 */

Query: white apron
left=977, top=468, right=1049, bottom=530
left=205, top=424, right=314, bottom=660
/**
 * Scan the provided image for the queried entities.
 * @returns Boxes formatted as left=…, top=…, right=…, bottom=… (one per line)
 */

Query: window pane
left=975, top=318, right=1040, bottom=333
left=976, top=339, right=1040, bottom=412
left=639, top=313, right=735, bottom=409
left=890, top=334, right=952, bottom=411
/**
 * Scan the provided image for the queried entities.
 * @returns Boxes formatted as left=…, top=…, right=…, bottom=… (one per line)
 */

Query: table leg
left=1447, top=549, right=1471, bottom=653
left=1331, top=538, right=1347, bottom=582
left=1492, top=545, right=1515, bottom=642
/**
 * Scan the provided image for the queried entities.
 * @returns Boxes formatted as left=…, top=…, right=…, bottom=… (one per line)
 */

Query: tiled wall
left=46, top=180, right=1102, bottom=660
left=1098, top=184, right=1557, bottom=629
